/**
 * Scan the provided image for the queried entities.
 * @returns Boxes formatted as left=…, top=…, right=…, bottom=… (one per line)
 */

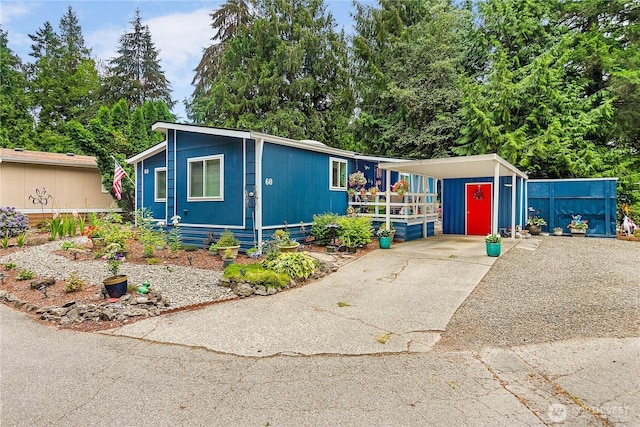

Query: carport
left=378, top=154, right=529, bottom=239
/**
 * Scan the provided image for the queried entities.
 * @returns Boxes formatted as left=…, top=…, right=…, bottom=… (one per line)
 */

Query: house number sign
left=265, top=178, right=273, bottom=185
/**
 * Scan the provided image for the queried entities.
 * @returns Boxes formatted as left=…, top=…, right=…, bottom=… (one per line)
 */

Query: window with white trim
left=188, top=155, right=223, bottom=200
left=155, top=168, right=167, bottom=201
left=330, top=158, right=347, bottom=190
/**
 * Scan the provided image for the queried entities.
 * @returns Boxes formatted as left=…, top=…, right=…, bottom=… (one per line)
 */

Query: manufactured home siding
left=261, top=142, right=350, bottom=226
left=140, top=151, right=166, bottom=220
left=174, top=130, right=245, bottom=227
left=443, top=176, right=524, bottom=235
left=527, top=179, right=617, bottom=236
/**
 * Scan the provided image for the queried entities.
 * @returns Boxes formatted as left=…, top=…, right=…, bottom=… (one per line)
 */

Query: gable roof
left=128, top=122, right=403, bottom=164
left=0, top=148, right=98, bottom=169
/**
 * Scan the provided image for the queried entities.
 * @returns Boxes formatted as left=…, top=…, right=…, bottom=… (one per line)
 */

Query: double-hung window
left=155, top=168, right=167, bottom=201
left=330, top=158, right=347, bottom=190
left=188, top=155, right=223, bottom=201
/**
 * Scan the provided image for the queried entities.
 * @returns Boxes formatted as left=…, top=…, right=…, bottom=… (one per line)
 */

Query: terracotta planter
left=217, top=245, right=240, bottom=257
left=277, top=242, right=300, bottom=253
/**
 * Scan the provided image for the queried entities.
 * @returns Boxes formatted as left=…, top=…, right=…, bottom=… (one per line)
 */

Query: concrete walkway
left=104, top=235, right=516, bottom=357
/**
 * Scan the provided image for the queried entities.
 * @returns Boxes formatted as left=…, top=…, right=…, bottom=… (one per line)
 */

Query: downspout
left=255, top=137, right=264, bottom=249
left=173, top=128, right=177, bottom=220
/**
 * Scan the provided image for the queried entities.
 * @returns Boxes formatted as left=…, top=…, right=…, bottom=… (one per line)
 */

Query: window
left=188, top=155, right=223, bottom=200
left=155, top=168, right=167, bottom=201
left=330, top=158, right=347, bottom=190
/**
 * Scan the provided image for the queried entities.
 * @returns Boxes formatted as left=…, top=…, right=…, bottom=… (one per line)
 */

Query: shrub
left=262, top=252, right=319, bottom=280
left=16, top=269, right=35, bottom=280
left=0, top=207, right=29, bottom=238
left=336, top=215, right=373, bottom=247
left=223, top=263, right=290, bottom=289
left=311, top=213, right=340, bottom=244
left=65, top=271, right=85, bottom=293
left=146, top=257, right=162, bottom=265
left=183, top=245, right=198, bottom=252
left=4, top=262, right=16, bottom=270
left=217, top=229, right=239, bottom=247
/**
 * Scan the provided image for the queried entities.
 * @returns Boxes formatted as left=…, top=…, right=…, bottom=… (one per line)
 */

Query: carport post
left=385, top=169, right=391, bottom=231
left=493, top=161, right=500, bottom=234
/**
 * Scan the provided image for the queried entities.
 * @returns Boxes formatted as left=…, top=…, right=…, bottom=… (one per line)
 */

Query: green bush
left=4, top=262, right=16, bottom=270
left=16, top=269, right=35, bottom=281
left=336, top=215, right=373, bottom=247
left=223, top=263, right=290, bottom=289
left=65, top=271, right=85, bottom=293
left=218, top=229, right=239, bottom=247
left=262, top=252, right=319, bottom=280
left=311, top=213, right=340, bottom=244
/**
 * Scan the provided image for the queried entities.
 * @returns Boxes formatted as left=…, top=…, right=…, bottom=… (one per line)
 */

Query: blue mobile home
left=127, top=123, right=415, bottom=248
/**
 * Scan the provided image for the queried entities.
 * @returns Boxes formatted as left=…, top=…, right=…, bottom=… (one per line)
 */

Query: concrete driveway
left=104, top=235, right=516, bottom=357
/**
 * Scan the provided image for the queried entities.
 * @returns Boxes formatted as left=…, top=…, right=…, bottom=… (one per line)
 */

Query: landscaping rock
left=30, top=278, right=55, bottom=289
left=233, top=283, right=255, bottom=297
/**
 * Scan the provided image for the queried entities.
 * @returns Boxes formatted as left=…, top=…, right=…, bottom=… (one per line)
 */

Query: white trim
left=511, top=174, right=517, bottom=239
left=187, top=154, right=224, bottom=202
left=528, top=177, right=619, bottom=182
left=255, top=138, right=264, bottom=246
left=154, top=167, right=167, bottom=202
left=153, top=122, right=251, bottom=140
left=173, top=129, right=177, bottom=219
left=329, top=157, right=348, bottom=190
left=251, top=131, right=358, bottom=158
left=175, top=223, right=245, bottom=229
left=127, top=141, right=167, bottom=164
left=20, top=208, right=121, bottom=214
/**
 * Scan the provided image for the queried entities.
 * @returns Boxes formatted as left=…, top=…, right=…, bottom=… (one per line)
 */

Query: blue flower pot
left=379, top=236, right=391, bottom=249
left=486, top=242, right=501, bottom=257
left=103, top=275, right=128, bottom=298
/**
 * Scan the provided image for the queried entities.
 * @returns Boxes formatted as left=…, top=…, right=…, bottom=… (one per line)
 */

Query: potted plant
left=102, top=243, right=128, bottom=298
left=392, top=179, right=409, bottom=196
left=526, top=216, right=547, bottom=235
left=485, top=233, right=502, bottom=257
left=567, top=215, right=588, bottom=236
left=222, top=248, right=235, bottom=268
left=216, top=229, right=241, bottom=257
left=208, top=243, right=218, bottom=256
left=377, top=226, right=392, bottom=249
left=272, top=229, right=300, bottom=252
left=553, top=227, right=563, bottom=236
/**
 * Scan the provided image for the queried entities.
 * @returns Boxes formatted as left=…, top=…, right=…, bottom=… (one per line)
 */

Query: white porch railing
left=348, top=191, right=439, bottom=222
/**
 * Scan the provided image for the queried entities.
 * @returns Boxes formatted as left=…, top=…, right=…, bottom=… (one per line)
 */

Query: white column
left=255, top=138, right=264, bottom=247
left=493, top=162, right=500, bottom=234
left=385, top=169, right=391, bottom=230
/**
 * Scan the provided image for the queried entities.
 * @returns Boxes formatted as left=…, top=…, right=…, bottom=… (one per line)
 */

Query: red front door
left=466, top=183, right=492, bottom=235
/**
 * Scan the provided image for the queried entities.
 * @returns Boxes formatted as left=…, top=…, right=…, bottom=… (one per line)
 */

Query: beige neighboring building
left=0, top=148, right=117, bottom=223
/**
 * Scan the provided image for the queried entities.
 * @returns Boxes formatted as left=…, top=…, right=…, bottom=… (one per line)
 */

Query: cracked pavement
left=1, top=236, right=638, bottom=425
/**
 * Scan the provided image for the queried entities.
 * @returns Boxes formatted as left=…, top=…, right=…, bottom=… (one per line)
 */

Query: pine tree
left=0, top=29, right=34, bottom=148
left=103, top=9, right=173, bottom=109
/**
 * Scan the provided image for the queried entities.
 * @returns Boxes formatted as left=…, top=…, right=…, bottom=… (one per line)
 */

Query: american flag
left=112, top=160, right=127, bottom=201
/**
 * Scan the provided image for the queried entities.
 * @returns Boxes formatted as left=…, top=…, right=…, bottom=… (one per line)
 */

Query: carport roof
left=378, top=153, right=528, bottom=180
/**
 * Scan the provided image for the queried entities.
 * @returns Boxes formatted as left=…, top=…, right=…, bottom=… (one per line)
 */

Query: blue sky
left=0, top=0, right=364, bottom=120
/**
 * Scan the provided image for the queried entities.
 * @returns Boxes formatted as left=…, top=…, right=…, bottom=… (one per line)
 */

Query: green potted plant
left=376, top=226, right=392, bottom=249
left=485, top=233, right=502, bottom=257
left=222, top=248, right=235, bottom=267
left=272, top=229, right=300, bottom=252
left=216, top=229, right=241, bottom=257
left=102, top=242, right=128, bottom=298
left=208, top=243, right=218, bottom=256
left=567, top=215, right=588, bottom=236
left=526, top=216, right=547, bottom=235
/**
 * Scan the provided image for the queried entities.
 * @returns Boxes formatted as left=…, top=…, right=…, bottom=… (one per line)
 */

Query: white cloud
left=0, top=2, right=34, bottom=25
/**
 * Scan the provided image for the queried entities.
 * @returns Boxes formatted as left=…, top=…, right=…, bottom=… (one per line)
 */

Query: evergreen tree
left=0, top=28, right=34, bottom=148
left=103, top=9, right=173, bottom=109
left=187, top=0, right=353, bottom=147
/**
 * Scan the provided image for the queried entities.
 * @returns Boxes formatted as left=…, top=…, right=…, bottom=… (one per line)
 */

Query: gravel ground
left=436, top=235, right=640, bottom=351
left=0, top=238, right=234, bottom=308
